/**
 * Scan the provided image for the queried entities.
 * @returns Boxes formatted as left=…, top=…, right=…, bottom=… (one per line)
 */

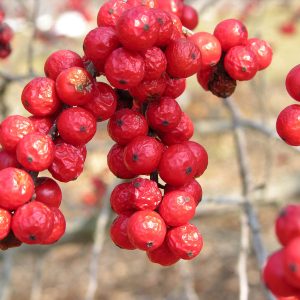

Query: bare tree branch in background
left=0, top=250, right=14, bottom=300
left=29, top=253, right=46, bottom=300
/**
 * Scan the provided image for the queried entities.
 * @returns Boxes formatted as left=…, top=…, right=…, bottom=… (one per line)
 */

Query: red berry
left=124, top=136, right=163, bottom=175
left=165, top=179, right=203, bottom=205
left=11, top=202, right=54, bottom=244
left=116, top=6, right=159, bottom=51
left=0, top=208, right=11, bottom=240
left=167, top=223, right=203, bottom=260
left=276, top=105, right=300, bottom=146
left=197, top=66, right=213, bottom=91
left=29, top=116, right=52, bottom=135
left=189, top=32, right=222, bottom=67
left=181, top=5, right=198, bottom=30
left=165, top=38, right=202, bottom=78
left=127, top=0, right=157, bottom=8
left=21, top=77, right=61, bottom=117
left=146, top=97, right=182, bottom=132
left=108, top=109, right=148, bottom=145
left=263, top=250, right=299, bottom=297
left=0, top=231, right=22, bottom=250
left=107, top=144, right=136, bottom=179
left=127, top=210, right=166, bottom=251
left=147, top=240, right=180, bottom=266
left=169, top=13, right=184, bottom=42
left=245, top=38, right=273, bottom=71
left=104, top=48, right=145, bottom=89
left=159, top=191, right=196, bottom=226
left=159, top=112, right=194, bottom=145
left=286, top=65, right=300, bottom=102
left=0, top=23, right=13, bottom=44
left=83, top=82, right=117, bottom=122
left=16, top=132, right=55, bottom=171
left=110, top=215, right=136, bottom=250
left=57, top=107, right=97, bottom=146
left=83, top=26, right=120, bottom=66
left=42, top=207, right=66, bottom=244
left=0, top=167, right=34, bottom=210
left=158, top=143, right=197, bottom=186
left=0, top=150, right=19, bottom=170
left=157, top=0, right=183, bottom=17
left=183, top=141, right=208, bottom=177
left=110, top=182, right=135, bottom=215
left=163, top=74, right=186, bottom=98
left=35, top=177, right=62, bottom=208
left=44, top=50, right=84, bottom=80
left=0, top=43, right=11, bottom=59
left=0, top=115, right=35, bottom=152
left=153, top=9, right=173, bottom=47
left=213, top=19, right=248, bottom=52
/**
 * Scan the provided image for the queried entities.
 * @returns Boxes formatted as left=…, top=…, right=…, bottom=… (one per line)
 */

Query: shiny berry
left=165, top=38, right=201, bottom=78
left=213, top=19, right=248, bottom=52
left=11, top=201, right=54, bottom=244
left=158, top=143, right=197, bottom=186
left=44, top=50, right=84, bottom=80
left=110, top=215, right=136, bottom=250
left=29, top=116, right=52, bottom=135
left=0, top=167, right=34, bottom=210
left=197, top=66, right=213, bottom=91
left=0, top=208, right=11, bottom=240
left=35, top=177, right=62, bottom=208
left=163, top=75, right=186, bottom=98
left=159, top=191, right=196, bottom=226
left=157, top=0, right=183, bottom=17
left=127, top=210, right=166, bottom=251
left=124, top=136, right=163, bottom=175
left=153, top=9, right=173, bottom=46
left=108, top=109, right=148, bottom=145
left=0, top=115, right=35, bottom=152
left=181, top=5, right=198, bottom=30
left=169, top=13, right=184, bottom=41
left=110, top=182, right=135, bottom=215
left=286, top=65, right=300, bottom=102
left=276, top=105, right=300, bottom=146
left=0, top=150, right=19, bottom=170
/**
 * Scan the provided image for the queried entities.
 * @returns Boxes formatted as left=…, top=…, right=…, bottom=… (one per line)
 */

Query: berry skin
left=0, top=231, right=22, bottom=250
left=147, top=240, right=180, bottom=266
left=189, top=32, right=222, bottom=67
left=224, top=46, right=258, bottom=81
left=104, top=48, right=145, bottom=89
left=159, top=191, right=196, bottom=227
left=167, top=223, right=203, bottom=260
left=213, top=19, right=248, bottom=52
left=57, top=107, right=97, bottom=146
left=130, top=177, right=162, bottom=210
left=44, top=50, right=84, bottom=80
left=157, top=0, right=183, bottom=17
left=116, top=6, right=159, bottom=51
left=108, top=109, right=148, bottom=145
left=165, top=38, right=202, bottom=78
left=0, top=208, right=11, bottom=240
left=197, top=66, right=213, bottom=91
left=110, top=215, right=136, bottom=250
left=276, top=105, right=300, bottom=146
left=286, top=65, right=300, bottom=102
left=42, top=208, right=66, bottom=244
left=263, top=250, right=299, bottom=297
left=165, top=179, right=203, bottom=205
left=34, top=177, right=62, bottom=208
left=0, top=150, right=20, bottom=170
left=146, top=97, right=182, bottom=133
left=0, top=23, right=13, bottom=44
left=107, top=144, right=136, bottom=179
left=169, top=13, right=184, bottom=42
left=283, top=237, right=300, bottom=289
left=181, top=5, right=198, bottom=30
left=83, top=26, right=120, bottom=66
left=153, top=9, right=173, bottom=47
left=183, top=141, right=208, bottom=177
left=127, top=210, right=167, bottom=251
left=245, top=38, right=273, bottom=71
left=83, top=82, right=117, bottom=122
left=158, top=143, right=197, bottom=186
left=11, top=202, right=54, bottom=244
left=110, top=182, right=135, bottom=215
left=141, top=47, right=167, bottom=81
left=48, top=140, right=86, bottom=182
left=16, top=133, right=55, bottom=171
left=29, top=116, right=52, bottom=135
left=124, top=136, right=163, bottom=175
left=0, top=167, right=34, bottom=210
left=159, top=112, right=194, bottom=145
left=0, top=115, right=35, bottom=152
left=21, top=77, right=61, bottom=117
left=163, top=75, right=186, bottom=98
left=56, top=67, right=94, bottom=106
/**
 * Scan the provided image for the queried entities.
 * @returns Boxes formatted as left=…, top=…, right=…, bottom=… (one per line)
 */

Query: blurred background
left=0, top=0, right=300, bottom=299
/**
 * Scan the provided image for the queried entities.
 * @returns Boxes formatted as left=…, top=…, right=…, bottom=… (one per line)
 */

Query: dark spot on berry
left=157, top=18, right=163, bottom=25
left=241, top=66, right=247, bottom=72
left=116, top=119, right=123, bottom=126
left=119, top=79, right=127, bottom=85
left=133, top=181, right=141, bottom=188
left=27, top=157, right=33, bottom=163
left=108, top=8, right=114, bottom=15
left=162, top=120, right=169, bottom=126
left=185, top=166, right=192, bottom=175
left=184, top=196, right=190, bottom=203
left=187, top=251, right=194, bottom=257
left=76, top=84, right=84, bottom=92
left=132, top=154, right=138, bottom=161
left=23, top=100, right=30, bottom=108
left=80, top=126, right=86, bottom=132
left=143, top=24, right=150, bottom=31
left=147, top=241, right=153, bottom=248
left=97, top=117, right=102, bottom=122
left=29, top=234, right=36, bottom=241
left=279, top=209, right=287, bottom=218
left=191, top=53, right=196, bottom=60
left=289, top=263, right=298, bottom=273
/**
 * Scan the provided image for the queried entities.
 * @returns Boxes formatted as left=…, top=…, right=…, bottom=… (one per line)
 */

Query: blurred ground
left=1, top=0, right=300, bottom=299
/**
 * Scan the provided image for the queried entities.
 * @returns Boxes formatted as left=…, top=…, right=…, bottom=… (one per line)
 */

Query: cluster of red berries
left=276, top=65, right=300, bottom=146
left=263, top=204, right=300, bottom=300
left=196, top=18, right=273, bottom=98
left=0, top=6, right=13, bottom=59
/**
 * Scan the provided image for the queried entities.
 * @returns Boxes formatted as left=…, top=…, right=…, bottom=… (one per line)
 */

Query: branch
left=0, top=250, right=14, bottom=300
